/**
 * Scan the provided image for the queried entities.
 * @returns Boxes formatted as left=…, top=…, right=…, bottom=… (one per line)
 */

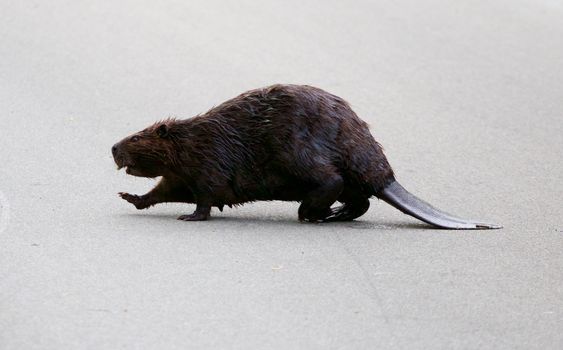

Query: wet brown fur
left=112, top=84, right=395, bottom=222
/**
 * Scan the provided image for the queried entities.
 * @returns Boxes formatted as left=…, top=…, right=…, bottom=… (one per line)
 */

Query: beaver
left=112, top=84, right=500, bottom=229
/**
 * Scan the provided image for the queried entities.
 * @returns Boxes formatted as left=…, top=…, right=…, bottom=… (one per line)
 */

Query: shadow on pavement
left=120, top=213, right=432, bottom=231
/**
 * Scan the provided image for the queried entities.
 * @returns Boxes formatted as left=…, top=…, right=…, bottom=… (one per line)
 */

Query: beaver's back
left=173, top=85, right=393, bottom=201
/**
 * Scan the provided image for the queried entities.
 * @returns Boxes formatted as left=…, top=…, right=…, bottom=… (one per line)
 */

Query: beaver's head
left=112, top=121, right=177, bottom=178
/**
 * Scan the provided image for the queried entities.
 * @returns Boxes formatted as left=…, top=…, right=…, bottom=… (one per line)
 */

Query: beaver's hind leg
left=298, top=171, right=343, bottom=223
left=322, top=187, right=370, bottom=222
left=324, top=198, right=370, bottom=222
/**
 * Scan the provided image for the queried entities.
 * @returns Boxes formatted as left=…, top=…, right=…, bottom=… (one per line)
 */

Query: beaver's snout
left=111, top=142, right=123, bottom=166
left=112, top=143, right=132, bottom=170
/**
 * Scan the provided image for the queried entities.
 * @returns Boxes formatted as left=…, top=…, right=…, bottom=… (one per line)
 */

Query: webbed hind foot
left=323, top=198, right=370, bottom=222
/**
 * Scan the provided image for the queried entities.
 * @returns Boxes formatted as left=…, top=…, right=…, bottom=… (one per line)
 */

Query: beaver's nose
left=111, top=144, right=119, bottom=156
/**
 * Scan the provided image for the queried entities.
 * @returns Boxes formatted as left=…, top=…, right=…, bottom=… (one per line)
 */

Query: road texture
left=1, top=0, right=562, bottom=349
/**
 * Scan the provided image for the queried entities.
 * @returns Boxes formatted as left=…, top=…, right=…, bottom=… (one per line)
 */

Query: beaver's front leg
left=119, top=177, right=193, bottom=210
left=119, top=192, right=155, bottom=209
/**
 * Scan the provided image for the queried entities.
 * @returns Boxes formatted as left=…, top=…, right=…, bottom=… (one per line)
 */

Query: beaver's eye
left=131, top=136, right=140, bottom=142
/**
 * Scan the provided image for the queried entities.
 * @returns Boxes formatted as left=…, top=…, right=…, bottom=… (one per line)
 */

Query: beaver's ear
left=156, top=124, right=169, bottom=138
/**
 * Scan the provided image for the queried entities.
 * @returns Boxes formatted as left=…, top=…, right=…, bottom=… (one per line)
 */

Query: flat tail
left=377, top=180, right=502, bottom=230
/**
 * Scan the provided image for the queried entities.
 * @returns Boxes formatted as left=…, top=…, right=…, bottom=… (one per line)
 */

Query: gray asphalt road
left=1, top=0, right=562, bottom=349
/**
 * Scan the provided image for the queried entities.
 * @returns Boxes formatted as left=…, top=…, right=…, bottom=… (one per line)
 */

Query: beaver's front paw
left=118, top=192, right=149, bottom=210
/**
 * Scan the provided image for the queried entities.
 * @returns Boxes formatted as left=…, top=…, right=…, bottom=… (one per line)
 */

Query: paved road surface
left=1, top=0, right=562, bottom=349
